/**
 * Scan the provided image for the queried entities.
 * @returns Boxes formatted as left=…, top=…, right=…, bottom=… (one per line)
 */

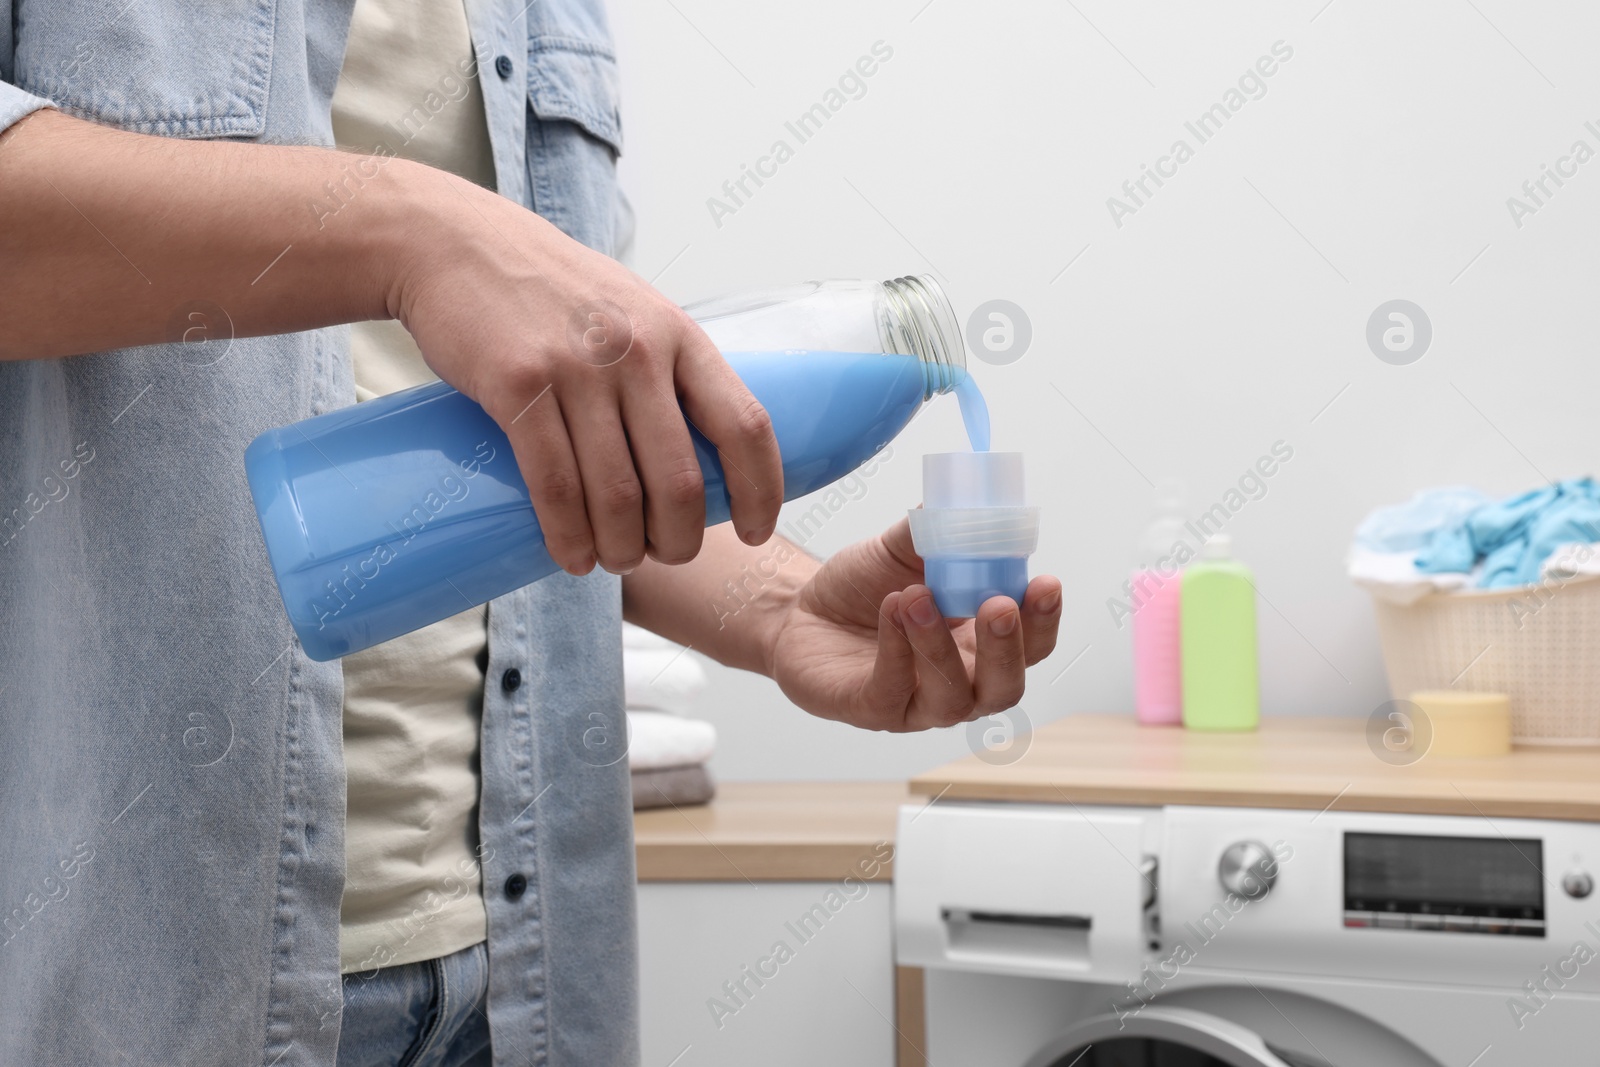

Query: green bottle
left=1181, top=534, right=1260, bottom=731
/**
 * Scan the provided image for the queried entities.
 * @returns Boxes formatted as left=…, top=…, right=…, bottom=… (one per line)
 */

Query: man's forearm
left=621, top=524, right=818, bottom=675
left=0, top=108, right=432, bottom=359
left=0, top=108, right=790, bottom=579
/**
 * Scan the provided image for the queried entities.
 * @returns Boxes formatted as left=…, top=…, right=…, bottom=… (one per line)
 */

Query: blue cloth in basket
left=1414, top=477, right=1600, bottom=588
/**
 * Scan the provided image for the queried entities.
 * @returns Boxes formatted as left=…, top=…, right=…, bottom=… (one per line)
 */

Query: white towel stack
left=623, top=624, right=717, bottom=809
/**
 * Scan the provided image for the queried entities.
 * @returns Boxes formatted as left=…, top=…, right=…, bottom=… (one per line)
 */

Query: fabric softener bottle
left=246, top=276, right=966, bottom=661
left=1180, top=534, right=1260, bottom=731
left=1131, top=484, right=1186, bottom=726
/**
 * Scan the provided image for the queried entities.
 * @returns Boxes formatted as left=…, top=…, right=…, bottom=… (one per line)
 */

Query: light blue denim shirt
left=0, top=2, right=637, bottom=1065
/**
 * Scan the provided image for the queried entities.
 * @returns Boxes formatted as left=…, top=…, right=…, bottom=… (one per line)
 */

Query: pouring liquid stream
left=952, top=373, right=991, bottom=452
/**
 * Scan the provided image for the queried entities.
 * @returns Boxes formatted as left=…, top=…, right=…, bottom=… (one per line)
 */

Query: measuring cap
left=907, top=452, right=1041, bottom=618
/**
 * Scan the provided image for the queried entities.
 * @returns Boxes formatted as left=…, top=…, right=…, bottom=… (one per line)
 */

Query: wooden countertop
left=634, top=716, right=1600, bottom=884
left=633, top=781, right=907, bottom=881
left=911, top=713, right=1600, bottom=822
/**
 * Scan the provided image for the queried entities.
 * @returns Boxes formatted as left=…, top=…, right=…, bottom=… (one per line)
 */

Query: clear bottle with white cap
left=907, top=451, right=1040, bottom=617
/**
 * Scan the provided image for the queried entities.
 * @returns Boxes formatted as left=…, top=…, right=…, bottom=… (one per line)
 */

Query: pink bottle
left=1131, top=485, right=1185, bottom=725
left=1132, top=571, right=1183, bottom=725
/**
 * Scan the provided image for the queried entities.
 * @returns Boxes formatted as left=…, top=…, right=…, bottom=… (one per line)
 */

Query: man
left=0, top=1, right=1061, bottom=1064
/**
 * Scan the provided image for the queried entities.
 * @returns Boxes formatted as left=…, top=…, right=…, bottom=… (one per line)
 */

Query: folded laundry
left=621, top=627, right=718, bottom=810
left=626, top=709, right=717, bottom=771
left=1415, top=478, right=1600, bottom=588
left=623, top=623, right=708, bottom=714
left=631, top=764, right=716, bottom=810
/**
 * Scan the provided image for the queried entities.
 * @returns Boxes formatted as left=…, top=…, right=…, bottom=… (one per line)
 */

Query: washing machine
left=895, top=802, right=1600, bottom=1065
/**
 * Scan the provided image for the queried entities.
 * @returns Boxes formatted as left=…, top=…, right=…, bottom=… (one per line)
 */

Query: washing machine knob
left=1564, top=871, right=1594, bottom=899
left=1218, top=840, right=1278, bottom=901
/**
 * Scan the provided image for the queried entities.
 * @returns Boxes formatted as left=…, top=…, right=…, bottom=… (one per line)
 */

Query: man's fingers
left=876, top=516, right=929, bottom=586
left=674, top=329, right=783, bottom=546
left=505, top=394, right=596, bottom=575
left=896, top=585, right=975, bottom=728
left=861, top=590, right=917, bottom=730
left=563, top=395, right=646, bottom=574
left=878, top=516, right=918, bottom=566
left=620, top=382, right=706, bottom=566
left=973, top=596, right=1026, bottom=715
left=1020, top=576, right=1063, bottom=663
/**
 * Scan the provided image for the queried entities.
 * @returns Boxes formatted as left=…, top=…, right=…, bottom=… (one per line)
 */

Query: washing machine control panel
left=1160, top=807, right=1600, bottom=991
left=895, top=802, right=1600, bottom=992
left=1340, top=830, right=1545, bottom=936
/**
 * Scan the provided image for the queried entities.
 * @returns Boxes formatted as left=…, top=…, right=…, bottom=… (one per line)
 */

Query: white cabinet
left=636, top=881, right=898, bottom=1067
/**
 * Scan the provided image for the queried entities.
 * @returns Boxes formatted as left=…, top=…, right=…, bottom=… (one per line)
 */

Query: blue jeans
left=337, top=943, right=491, bottom=1067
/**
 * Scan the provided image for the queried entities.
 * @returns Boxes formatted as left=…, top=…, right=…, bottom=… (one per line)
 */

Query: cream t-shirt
left=331, top=0, right=497, bottom=974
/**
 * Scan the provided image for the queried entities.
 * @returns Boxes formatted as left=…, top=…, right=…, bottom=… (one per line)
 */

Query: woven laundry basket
left=1370, top=573, right=1600, bottom=744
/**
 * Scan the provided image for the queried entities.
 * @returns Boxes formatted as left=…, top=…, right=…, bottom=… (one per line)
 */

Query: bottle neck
left=879, top=275, right=965, bottom=399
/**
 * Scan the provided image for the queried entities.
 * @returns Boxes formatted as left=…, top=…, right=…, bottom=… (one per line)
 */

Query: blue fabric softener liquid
left=246, top=349, right=979, bottom=660
left=953, top=375, right=991, bottom=452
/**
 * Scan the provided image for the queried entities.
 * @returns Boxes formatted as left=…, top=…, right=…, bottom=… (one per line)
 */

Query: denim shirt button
left=495, top=54, right=514, bottom=79
left=501, top=668, right=522, bottom=692
left=505, top=873, right=528, bottom=900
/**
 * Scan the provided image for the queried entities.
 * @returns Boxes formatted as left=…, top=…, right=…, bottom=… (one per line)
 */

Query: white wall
left=610, top=0, right=1600, bottom=781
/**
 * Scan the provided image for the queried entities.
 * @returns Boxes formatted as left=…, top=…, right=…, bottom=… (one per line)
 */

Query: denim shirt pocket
left=13, top=0, right=275, bottom=138
left=526, top=36, right=622, bottom=158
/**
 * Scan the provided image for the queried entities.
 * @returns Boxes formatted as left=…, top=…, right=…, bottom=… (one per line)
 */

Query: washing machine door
left=1021, top=1006, right=1328, bottom=1067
